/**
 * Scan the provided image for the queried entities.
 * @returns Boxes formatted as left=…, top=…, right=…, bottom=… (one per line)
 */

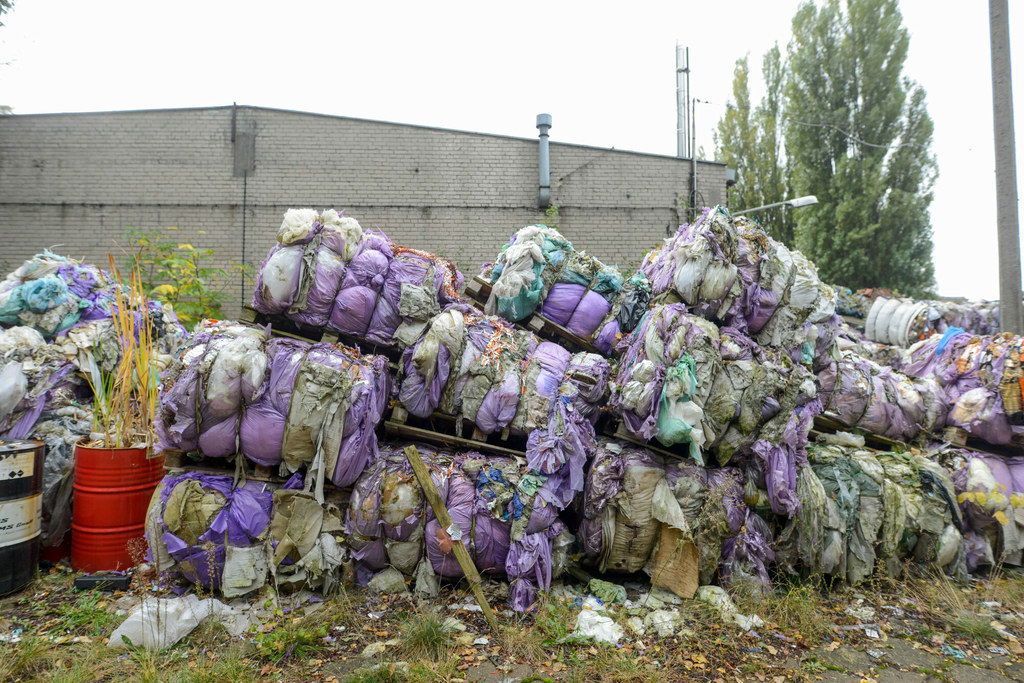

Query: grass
left=733, top=579, right=831, bottom=644
left=394, top=613, right=455, bottom=662
left=0, top=635, right=54, bottom=681
left=949, top=614, right=1003, bottom=643
left=53, top=591, right=125, bottom=637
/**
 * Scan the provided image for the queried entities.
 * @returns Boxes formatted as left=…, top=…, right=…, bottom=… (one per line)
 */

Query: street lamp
left=733, top=195, right=818, bottom=215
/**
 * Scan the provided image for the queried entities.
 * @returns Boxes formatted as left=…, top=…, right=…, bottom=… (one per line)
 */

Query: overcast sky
left=0, top=0, right=1019, bottom=300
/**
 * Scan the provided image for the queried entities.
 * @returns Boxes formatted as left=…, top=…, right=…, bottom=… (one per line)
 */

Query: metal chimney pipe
left=537, top=113, right=552, bottom=209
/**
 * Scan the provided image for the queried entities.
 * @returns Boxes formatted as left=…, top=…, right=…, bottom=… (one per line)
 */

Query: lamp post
left=733, top=195, right=819, bottom=215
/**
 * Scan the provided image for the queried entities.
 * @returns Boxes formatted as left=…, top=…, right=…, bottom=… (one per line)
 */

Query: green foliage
left=54, top=591, right=124, bottom=637
left=716, top=0, right=937, bottom=295
left=395, top=613, right=455, bottom=662
left=786, top=0, right=936, bottom=295
left=126, top=227, right=249, bottom=329
left=542, top=205, right=560, bottom=229
left=253, top=622, right=328, bottom=662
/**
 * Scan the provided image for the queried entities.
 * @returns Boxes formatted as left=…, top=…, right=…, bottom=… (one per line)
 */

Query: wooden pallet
left=239, top=305, right=402, bottom=363
left=463, top=276, right=603, bottom=355
left=942, top=425, right=1024, bottom=458
left=385, top=404, right=526, bottom=459
left=812, top=414, right=911, bottom=453
left=162, top=449, right=284, bottom=482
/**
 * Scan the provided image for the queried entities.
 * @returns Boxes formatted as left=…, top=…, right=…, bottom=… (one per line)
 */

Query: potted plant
left=71, top=257, right=165, bottom=572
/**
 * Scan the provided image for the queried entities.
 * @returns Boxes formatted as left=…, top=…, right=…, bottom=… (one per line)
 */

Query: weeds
left=0, top=635, right=52, bottom=681
left=395, top=613, right=455, bottom=662
left=53, top=591, right=124, bottom=637
left=253, top=621, right=328, bottom=663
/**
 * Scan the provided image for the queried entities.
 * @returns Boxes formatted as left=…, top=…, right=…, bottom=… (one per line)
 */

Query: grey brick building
left=0, top=105, right=728, bottom=313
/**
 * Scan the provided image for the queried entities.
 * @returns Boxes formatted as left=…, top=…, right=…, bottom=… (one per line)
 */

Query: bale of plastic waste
left=905, top=329, right=1024, bottom=445
left=399, top=303, right=609, bottom=509
left=145, top=472, right=273, bottom=596
left=777, top=445, right=965, bottom=584
left=480, top=224, right=651, bottom=354
left=866, top=296, right=1000, bottom=346
left=238, top=339, right=389, bottom=487
left=346, top=444, right=571, bottom=611
left=252, top=209, right=463, bottom=345
left=155, top=322, right=271, bottom=458
left=640, top=205, right=838, bottom=369
left=817, top=350, right=948, bottom=441
left=609, top=303, right=820, bottom=515
left=577, top=439, right=770, bottom=593
left=938, top=448, right=1024, bottom=571
left=267, top=472, right=348, bottom=594
left=157, top=323, right=389, bottom=486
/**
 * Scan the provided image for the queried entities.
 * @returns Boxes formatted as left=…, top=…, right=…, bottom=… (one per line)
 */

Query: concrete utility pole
left=991, top=0, right=1024, bottom=335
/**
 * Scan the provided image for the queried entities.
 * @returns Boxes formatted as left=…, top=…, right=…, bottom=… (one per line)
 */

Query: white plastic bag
left=107, top=595, right=252, bottom=650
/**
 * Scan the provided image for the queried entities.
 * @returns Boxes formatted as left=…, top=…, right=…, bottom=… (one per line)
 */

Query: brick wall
left=0, top=106, right=728, bottom=315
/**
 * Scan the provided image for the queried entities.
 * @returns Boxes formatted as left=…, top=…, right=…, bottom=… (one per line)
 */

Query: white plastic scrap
left=107, top=595, right=252, bottom=650
left=574, top=609, right=624, bottom=645
left=695, top=586, right=764, bottom=631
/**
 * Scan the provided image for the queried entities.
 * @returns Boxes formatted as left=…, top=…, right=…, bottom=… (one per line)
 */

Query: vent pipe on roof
left=537, top=114, right=552, bottom=209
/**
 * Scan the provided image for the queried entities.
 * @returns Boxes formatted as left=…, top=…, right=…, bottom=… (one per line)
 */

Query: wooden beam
left=402, top=445, right=501, bottom=634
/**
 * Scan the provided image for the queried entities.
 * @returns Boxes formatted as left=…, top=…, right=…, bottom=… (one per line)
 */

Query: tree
left=716, top=0, right=937, bottom=295
left=715, top=45, right=793, bottom=244
left=786, top=0, right=936, bottom=294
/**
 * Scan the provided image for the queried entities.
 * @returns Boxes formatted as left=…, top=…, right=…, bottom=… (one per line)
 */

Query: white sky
left=0, top=0, right=1019, bottom=300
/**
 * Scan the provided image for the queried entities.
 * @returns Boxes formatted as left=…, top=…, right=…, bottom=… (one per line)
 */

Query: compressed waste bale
left=777, top=445, right=965, bottom=584
left=157, top=323, right=389, bottom=487
left=577, top=439, right=770, bottom=593
left=640, top=206, right=838, bottom=369
left=238, top=339, right=389, bottom=487
left=155, top=322, right=270, bottom=458
left=481, top=224, right=651, bottom=354
left=906, top=329, right=1024, bottom=445
left=400, top=304, right=609, bottom=509
left=267, top=472, right=348, bottom=594
left=253, top=208, right=462, bottom=345
left=145, top=472, right=273, bottom=596
left=938, top=448, right=1024, bottom=570
left=817, top=350, right=948, bottom=440
left=866, top=296, right=1000, bottom=346
left=346, top=444, right=570, bottom=611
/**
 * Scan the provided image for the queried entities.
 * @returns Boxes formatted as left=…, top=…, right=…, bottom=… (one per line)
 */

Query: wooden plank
left=384, top=421, right=525, bottom=458
left=402, top=445, right=500, bottom=634
left=239, top=305, right=259, bottom=324
left=944, top=426, right=969, bottom=447
left=391, top=404, right=409, bottom=424
left=600, top=420, right=693, bottom=462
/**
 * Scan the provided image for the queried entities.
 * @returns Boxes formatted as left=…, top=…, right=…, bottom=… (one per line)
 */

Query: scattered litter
left=864, top=628, right=880, bottom=639
left=368, top=611, right=386, bottom=620
left=107, top=595, right=252, bottom=650
left=867, top=648, right=885, bottom=659
left=473, top=637, right=489, bottom=646
left=989, top=646, right=1011, bottom=656
left=695, top=585, right=763, bottom=631
left=588, top=579, right=626, bottom=605
left=845, top=606, right=876, bottom=621
left=574, top=609, right=624, bottom=645
left=367, top=567, right=409, bottom=595
left=643, top=609, right=683, bottom=638
left=942, top=645, right=968, bottom=660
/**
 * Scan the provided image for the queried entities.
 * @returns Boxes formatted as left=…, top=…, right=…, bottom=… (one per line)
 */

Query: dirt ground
left=3, top=562, right=1024, bottom=682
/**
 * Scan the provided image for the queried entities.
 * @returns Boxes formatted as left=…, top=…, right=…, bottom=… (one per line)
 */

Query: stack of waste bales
left=640, top=206, right=839, bottom=371
left=905, top=329, right=1024, bottom=445
left=253, top=209, right=463, bottom=346
left=480, top=224, right=651, bottom=354
left=866, top=296, right=1001, bottom=347
left=0, top=252, right=186, bottom=557
left=610, top=303, right=820, bottom=516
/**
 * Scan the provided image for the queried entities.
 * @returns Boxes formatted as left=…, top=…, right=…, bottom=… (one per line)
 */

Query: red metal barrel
left=71, top=444, right=164, bottom=572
